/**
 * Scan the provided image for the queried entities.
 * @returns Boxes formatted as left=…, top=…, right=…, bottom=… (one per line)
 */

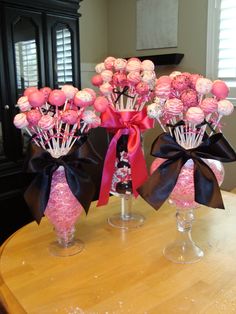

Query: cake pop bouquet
left=13, top=84, right=102, bottom=254
left=138, top=71, right=236, bottom=211
left=90, top=56, right=156, bottom=207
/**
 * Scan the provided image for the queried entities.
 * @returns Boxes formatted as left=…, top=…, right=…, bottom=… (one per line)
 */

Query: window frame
left=206, top=0, right=236, bottom=104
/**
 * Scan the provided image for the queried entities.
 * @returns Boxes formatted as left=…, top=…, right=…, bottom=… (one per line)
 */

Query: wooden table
left=1, top=192, right=236, bottom=314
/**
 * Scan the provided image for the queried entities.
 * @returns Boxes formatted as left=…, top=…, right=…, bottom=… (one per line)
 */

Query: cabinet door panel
left=0, top=1, right=82, bottom=244
left=2, top=7, right=45, bottom=159
left=5, top=7, right=45, bottom=99
left=46, top=14, right=81, bottom=88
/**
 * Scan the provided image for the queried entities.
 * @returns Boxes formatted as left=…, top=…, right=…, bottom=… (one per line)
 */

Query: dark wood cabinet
left=0, top=0, right=82, bottom=244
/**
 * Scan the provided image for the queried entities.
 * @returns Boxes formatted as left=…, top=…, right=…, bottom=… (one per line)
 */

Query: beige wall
left=80, top=0, right=236, bottom=190
left=108, top=0, right=208, bottom=75
left=79, top=0, right=108, bottom=63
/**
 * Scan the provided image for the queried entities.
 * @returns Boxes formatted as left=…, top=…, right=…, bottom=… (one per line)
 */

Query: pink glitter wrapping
left=151, top=158, right=224, bottom=209
left=44, top=167, right=83, bottom=240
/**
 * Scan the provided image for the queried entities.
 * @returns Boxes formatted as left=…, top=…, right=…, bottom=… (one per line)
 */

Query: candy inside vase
left=45, top=166, right=84, bottom=257
left=108, top=134, right=145, bottom=229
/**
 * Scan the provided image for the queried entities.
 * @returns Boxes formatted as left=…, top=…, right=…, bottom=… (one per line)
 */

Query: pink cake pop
left=101, top=70, right=113, bottom=82
left=23, top=87, right=38, bottom=97
left=141, top=60, right=155, bottom=71
left=147, top=103, right=163, bottom=119
left=136, top=82, right=149, bottom=95
left=13, top=113, right=29, bottom=129
left=156, top=75, right=172, bottom=85
left=217, top=99, right=234, bottom=116
left=127, top=71, right=141, bottom=85
left=142, top=70, right=156, bottom=84
left=104, top=56, right=116, bottom=70
left=182, top=72, right=191, bottom=79
left=155, top=82, right=171, bottom=99
left=199, top=98, right=218, bottom=114
left=99, top=82, right=113, bottom=96
left=28, top=91, right=45, bottom=108
left=83, top=88, right=97, bottom=103
left=164, top=98, right=184, bottom=116
left=180, top=89, right=198, bottom=108
left=82, top=110, right=99, bottom=125
left=195, top=78, right=212, bottom=95
left=17, top=96, right=31, bottom=112
left=40, top=87, right=52, bottom=102
left=113, top=72, right=127, bottom=86
left=91, top=74, right=103, bottom=87
left=95, top=62, right=106, bottom=73
left=61, top=109, right=78, bottom=125
left=27, top=109, right=42, bottom=125
left=189, top=74, right=203, bottom=89
left=185, top=107, right=205, bottom=124
left=61, top=85, right=77, bottom=100
left=211, top=80, right=229, bottom=99
left=114, top=58, right=127, bottom=71
left=89, top=115, right=101, bottom=128
left=169, top=71, right=182, bottom=79
left=171, top=74, right=190, bottom=92
left=126, top=58, right=141, bottom=72
left=74, top=90, right=94, bottom=107
left=38, top=114, right=55, bottom=130
left=94, top=96, right=109, bottom=112
left=49, top=90, right=67, bottom=107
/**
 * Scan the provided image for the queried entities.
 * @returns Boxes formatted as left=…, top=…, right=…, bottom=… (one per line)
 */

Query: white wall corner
left=206, top=0, right=220, bottom=79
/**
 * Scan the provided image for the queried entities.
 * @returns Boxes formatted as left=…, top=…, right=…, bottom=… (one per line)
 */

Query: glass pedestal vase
left=162, top=158, right=224, bottom=263
left=107, top=193, right=145, bottom=230
left=44, top=166, right=84, bottom=257
left=108, top=134, right=145, bottom=229
left=163, top=208, right=204, bottom=264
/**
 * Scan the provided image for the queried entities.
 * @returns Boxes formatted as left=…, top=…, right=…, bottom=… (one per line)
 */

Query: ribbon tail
left=65, top=166, right=96, bottom=214
left=128, top=128, right=148, bottom=197
left=138, top=158, right=186, bottom=210
left=24, top=173, right=51, bottom=224
left=194, top=159, right=224, bottom=209
left=97, top=130, right=123, bottom=206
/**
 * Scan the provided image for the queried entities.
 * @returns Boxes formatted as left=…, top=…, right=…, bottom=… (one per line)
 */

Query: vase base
left=108, top=213, right=145, bottom=230
left=48, top=239, right=84, bottom=257
left=163, top=240, right=204, bottom=264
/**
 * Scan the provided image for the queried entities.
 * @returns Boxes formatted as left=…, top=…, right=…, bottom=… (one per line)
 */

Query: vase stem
left=163, top=208, right=204, bottom=264
left=107, top=194, right=145, bottom=229
left=120, top=194, right=132, bottom=220
left=176, top=209, right=194, bottom=232
left=56, top=226, right=75, bottom=247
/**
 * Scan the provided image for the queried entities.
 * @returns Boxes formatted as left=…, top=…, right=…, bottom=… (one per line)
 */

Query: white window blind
left=15, top=40, right=38, bottom=91
left=218, top=0, right=236, bottom=86
left=207, top=0, right=236, bottom=102
left=56, top=28, right=73, bottom=87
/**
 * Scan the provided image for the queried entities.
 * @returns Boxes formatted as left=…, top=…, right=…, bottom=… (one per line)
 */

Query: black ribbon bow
left=138, top=132, right=236, bottom=210
left=113, top=86, right=135, bottom=104
left=196, top=119, right=216, bottom=133
left=24, top=142, right=99, bottom=224
left=166, top=120, right=186, bottom=128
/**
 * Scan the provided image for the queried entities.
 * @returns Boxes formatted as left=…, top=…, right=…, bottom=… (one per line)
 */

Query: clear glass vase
left=107, top=193, right=145, bottom=229
left=163, top=159, right=225, bottom=263
left=44, top=166, right=84, bottom=257
left=108, top=134, right=145, bottom=229
left=163, top=207, right=204, bottom=263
